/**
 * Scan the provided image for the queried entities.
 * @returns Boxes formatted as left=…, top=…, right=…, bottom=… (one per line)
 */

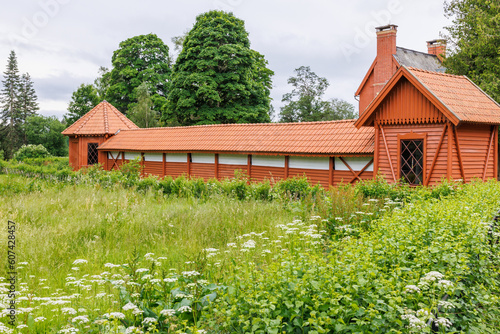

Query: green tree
left=107, top=34, right=171, bottom=115
left=280, top=66, right=356, bottom=122
left=0, top=50, right=22, bottom=158
left=64, top=83, right=100, bottom=125
left=164, top=10, right=274, bottom=126
left=94, top=66, right=110, bottom=100
left=127, top=82, right=158, bottom=128
left=18, top=72, right=39, bottom=143
left=444, top=0, right=500, bottom=102
left=24, top=115, right=68, bottom=156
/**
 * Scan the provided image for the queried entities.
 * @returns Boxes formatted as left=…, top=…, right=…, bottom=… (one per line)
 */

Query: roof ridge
left=103, top=101, right=109, bottom=134
left=117, top=119, right=359, bottom=132
left=396, top=46, right=438, bottom=58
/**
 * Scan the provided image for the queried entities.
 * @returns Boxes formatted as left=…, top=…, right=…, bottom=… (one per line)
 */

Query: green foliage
left=444, top=0, right=500, bottom=102
left=107, top=34, right=171, bottom=115
left=127, top=82, right=159, bottom=128
left=280, top=66, right=357, bottom=122
left=23, top=114, right=68, bottom=156
left=165, top=10, right=274, bottom=126
left=64, top=83, right=100, bottom=124
left=13, top=144, right=51, bottom=160
left=1, top=50, right=39, bottom=158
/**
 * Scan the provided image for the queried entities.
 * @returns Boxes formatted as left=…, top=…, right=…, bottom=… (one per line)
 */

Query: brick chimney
left=374, top=24, right=398, bottom=95
left=427, top=39, right=446, bottom=62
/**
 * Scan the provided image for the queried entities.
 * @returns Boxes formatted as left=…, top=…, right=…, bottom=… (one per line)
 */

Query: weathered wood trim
left=425, top=123, right=447, bottom=186
left=380, top=126, right=396, bottom=182
left=452, top=126, right=466, bottom=181
left=348, top=158, right=374, bottom=184
left=483, top=126, right=495, bottom=181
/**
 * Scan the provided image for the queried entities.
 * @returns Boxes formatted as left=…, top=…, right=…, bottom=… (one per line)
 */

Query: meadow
left=0, top=159, right=499, bottom=333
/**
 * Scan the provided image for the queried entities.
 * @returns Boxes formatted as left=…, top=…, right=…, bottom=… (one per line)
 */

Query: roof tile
left=98, top=120, right=374, bottom=155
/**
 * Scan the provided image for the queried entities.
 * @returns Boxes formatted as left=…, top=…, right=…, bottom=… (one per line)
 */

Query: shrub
left=13, top=144, right=52, bottom=160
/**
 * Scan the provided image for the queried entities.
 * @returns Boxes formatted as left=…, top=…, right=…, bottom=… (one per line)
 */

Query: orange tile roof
left=97, top=120, right=374, bottom=156
left=62, top=101, right=138, bottom=136
left=408, top=67, right=500, bottom=124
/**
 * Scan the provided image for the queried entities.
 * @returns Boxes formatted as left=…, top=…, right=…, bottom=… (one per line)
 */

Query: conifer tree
left=0, top=50, right=22, bottom=158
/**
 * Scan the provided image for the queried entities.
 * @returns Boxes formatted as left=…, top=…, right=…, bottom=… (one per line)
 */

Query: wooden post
left=495, top=126, right=499, bottom=180
left=447, top=122, right=453, bottom=179
left=284, top=156, right=289, bottom=179
left=215, top=153, right=219, bottom=180
left=452, top=126, right=466, bottom=181
left=483, top=126, right=495, bottom=181
left=425, top=123, right=447, bottom=186
left=187, top=153, right=191, bottom=177
left=329, top=157, right=334, bottom=186
left=247, top=155, right=252, bottom=180
left=141, top=153, right=145, bottom=178
left=374, top=122, right=379, bottom=177
left=380, top=127, right=396, bottom=182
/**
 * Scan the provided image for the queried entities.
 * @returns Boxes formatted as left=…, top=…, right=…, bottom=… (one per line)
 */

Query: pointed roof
left=355, top=66, right=500, bottom=128
left=97, top=120, right=374, bottom=156
left=62, top=101, right=138, bottom=136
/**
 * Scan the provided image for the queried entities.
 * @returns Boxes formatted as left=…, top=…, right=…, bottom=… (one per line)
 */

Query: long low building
left=62, top=25, right=500, bottom=186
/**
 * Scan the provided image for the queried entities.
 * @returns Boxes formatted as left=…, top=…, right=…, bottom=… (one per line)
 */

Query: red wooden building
left=63, top=25, right=500, bottom=186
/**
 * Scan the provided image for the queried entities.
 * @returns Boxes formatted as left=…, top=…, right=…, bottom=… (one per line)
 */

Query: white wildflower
left=72, top=315, right=89, bottom=324
left=34, top=317, right=46, bottom=322
left=72, top=259, right=88, bottom=265
left=135, top=268, right=149, bottom=273
left=164, top=277, right=178, bottom=283
left=61, top=307, right=77, bottom=315
left=122, top=302, right=138, bottom=311
left=182, top=271, right=200, bottom=277
left=242, top=239, right=256, bottom=248
left=178, top=305, right=192, bottom=313
left=404, top=285, right=421, bottom=293
left=142, top=317, right=157, bottom=325
left=434, top=317, right=452, bottom=328
left=438, top=300, right=454, bottom=310
left=160, top=309, right=176, bottom=317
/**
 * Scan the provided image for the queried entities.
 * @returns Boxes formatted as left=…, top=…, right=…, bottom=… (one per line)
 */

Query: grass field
left=1, top=173, right=500, bottom=333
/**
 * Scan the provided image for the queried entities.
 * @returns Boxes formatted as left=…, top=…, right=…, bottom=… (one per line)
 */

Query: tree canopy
left=127, top=82, right=159, bottom=128
left=164, top=10, right=274, bottom=126
left=279, top=66, right=356, bottom=122
left=64, top=83, right=100, bottom=125
left=24, top=115, right=67, bottom=156
left=443, top=0, right=500, bottom=102
left=107, top=34, right=171, bottom=114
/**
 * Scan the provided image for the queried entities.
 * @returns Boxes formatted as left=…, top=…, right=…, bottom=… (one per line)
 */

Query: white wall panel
left=289, top=156, right=329, bottom=170
left=252, top=155, right=285, bottom=168
left=219, top=154, right=247, bottom=165
left=335, top=157, right=373, bottom=172
left=124, top=152, right=141, bottom=160
left=144, top=153, right=163, bottom=162
left=191, top=153, right=215, bottom=164
left=108, top=151, right=120, bottom=159
left=166, top=153, right=187, bottom=163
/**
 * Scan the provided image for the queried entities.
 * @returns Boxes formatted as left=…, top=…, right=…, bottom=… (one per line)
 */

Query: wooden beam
left=425, top=123, right=447, bottom=186
left=380, top=126, right=396, bottom=182
left=495, top=126, right=499, bottom=180
left=329, top=157, right=334, bottom=186
left=374, top=122, right=379, bottom=176
left=163, top=153, right=166, bottom=178
left=215, top=153, right=219, bottom=180
left=284, top=156, right=289, bottom=179
left=348, top=158, right=374, bottom=184
left=339, top=157, right=361, bottom=182
left=247, top=155, right=252, bottom=180
left=187, top=153, right=191, bottom=177
left=447, top=122, right=453, bottom=179
left=110, top=152, right=121, bottom=170
left=452, top=126, right=466, bottom=181
left=483, top=126, right=495, bottom=181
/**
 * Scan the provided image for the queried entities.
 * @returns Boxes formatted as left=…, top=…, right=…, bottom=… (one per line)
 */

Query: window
left=87, top=143, right=99, bottom=165
left=400, top=139, right=424, bottom=185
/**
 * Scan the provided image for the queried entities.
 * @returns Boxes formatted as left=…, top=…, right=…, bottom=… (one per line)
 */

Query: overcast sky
left=0, top=0, right=451, bottom=120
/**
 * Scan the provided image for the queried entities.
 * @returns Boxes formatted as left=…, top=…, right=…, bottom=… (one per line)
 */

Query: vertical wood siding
left=375, top=78, right=445, bottom=125
left=69, top=135, right=107, bottom=170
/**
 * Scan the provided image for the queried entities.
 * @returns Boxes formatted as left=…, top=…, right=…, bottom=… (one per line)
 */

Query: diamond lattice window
left=87, top=143, right=99, bottom=165
left=400, top=140, right=423, bottom=185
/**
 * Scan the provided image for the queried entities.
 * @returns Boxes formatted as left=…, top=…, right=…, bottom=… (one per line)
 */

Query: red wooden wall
left=68, top=135, right=107, bottom=170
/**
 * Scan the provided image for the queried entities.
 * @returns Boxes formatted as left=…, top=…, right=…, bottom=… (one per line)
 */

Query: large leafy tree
left=64, top=83, right=100, bottom=125
left=164, top=10, right=274, bottom=126
left=280, top=66, right=356, bottom=122
left=127, top=82, right=158, bottom=128
left=24, top=115, right=67, bottom=156
left=443, top=0, right=500, bottom=102
left=107, top=34, right=171, bottom=114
